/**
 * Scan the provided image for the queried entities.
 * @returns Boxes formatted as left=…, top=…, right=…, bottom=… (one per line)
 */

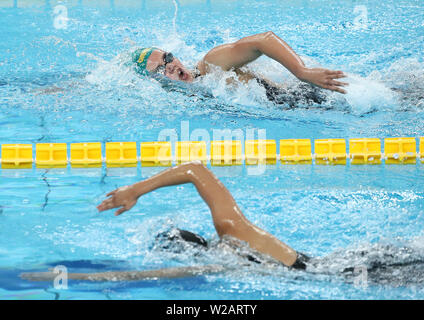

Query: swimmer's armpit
left=20, top=264, right=227, bottom=282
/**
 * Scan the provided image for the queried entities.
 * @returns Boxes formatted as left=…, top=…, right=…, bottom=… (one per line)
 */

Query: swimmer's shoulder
left=196, top=48, right=235, bottom=76
left=196, top=60, right=209, bottom=76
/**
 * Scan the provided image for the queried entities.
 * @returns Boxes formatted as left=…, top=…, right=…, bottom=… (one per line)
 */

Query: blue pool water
left=1, top=0, right=424, bottom=299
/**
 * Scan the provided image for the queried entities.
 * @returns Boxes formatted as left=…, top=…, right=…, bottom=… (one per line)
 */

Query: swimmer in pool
left=21, top=162, right=309, bottom=281
left=132, top=31, right=348, bottom=106
left=22, top=161, right=309, bottom=282
left=22, top=161, right=424, bottom=285
left=98, top=161, right=308, bottom=269
left=37, top=31, right=347, bottom=104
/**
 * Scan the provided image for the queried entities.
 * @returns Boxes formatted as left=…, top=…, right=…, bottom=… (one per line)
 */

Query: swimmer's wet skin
left=21, top=162, right=307, bottom=282
left=132, top=31, right=348, bottom=94
left=95, top=162, right=301, bottom=267
left=21, top=162, right=424, bottom=286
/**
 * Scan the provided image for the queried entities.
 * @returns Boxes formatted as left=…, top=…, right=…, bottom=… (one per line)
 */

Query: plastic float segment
left=140, top=142, right=172, bottom=167
left=70, top=142, right=102, bottom=168
left=314, top=139, right=347, bottom=165
left=245, top=140, right=277, bottom=165
left=210, top=140, right=242, bottom=166
left=349, top=138, right=382, bottom=164
left=176, top=141, right=207, bottom=165
left=419, top=137, right=423, bottom=163
left=384, top=137, right=416, bottom=164
left=1, top=144, right=33, bottom=169
left=105, top=142, right=137, bottom=167
left=35, top=143, right=67, bottom=168
left=279, top=139, right=312, bottom=164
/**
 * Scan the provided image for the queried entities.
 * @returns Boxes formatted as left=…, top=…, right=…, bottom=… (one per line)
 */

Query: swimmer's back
left=154, top=228, right=310, bottom=270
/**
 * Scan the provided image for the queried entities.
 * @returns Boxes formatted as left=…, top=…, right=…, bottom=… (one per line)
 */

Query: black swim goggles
left=154, top=52, right=175, bottom=75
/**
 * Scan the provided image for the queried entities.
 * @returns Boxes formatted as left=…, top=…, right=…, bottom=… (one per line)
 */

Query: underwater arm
left=32, top=86, right=66, bottom=95
left=199, top=31, right=348, bottom=93
left=21, top=265, right=227, bottom=282
left=97, top=162, right=298, bottom=267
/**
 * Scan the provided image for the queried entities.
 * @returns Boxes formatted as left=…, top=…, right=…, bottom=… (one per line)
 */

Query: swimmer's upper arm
left=185, top=162, right=298, bottom=267
left=200, top=32, right=270, bottom=72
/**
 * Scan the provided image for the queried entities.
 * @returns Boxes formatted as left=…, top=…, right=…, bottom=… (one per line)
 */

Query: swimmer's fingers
left=324, top=85, right=347, bottom=94
left=325, top=70, right=346, bottom=78
left=300, top=68, right=348, bottom=94
left=115, top=207, right=127, bottom=216
left=323, top=76, right=349, bottom=94
left=97, top=197, right=134, bottom=215
left=329, top=80, right=349, bottom=87
left=331, top=73, right=347, bottom=79
left=334, top=87, right=347, bottom=94
left=326, top=79, right=349, bottom=93
left=114, top=201, right=136, bottom=216
left=106, top=190, right=117, bottom=197
left=97, top=197, right=117, bottom=212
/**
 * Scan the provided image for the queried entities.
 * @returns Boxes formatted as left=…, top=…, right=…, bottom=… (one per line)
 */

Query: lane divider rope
left=0, top=137, right=423, bottom=168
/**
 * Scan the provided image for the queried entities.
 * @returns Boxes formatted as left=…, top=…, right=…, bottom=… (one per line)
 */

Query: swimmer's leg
left=98, top=162, right=298, bottom=267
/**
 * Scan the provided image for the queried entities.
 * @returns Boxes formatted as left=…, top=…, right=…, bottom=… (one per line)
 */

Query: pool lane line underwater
left=0, top=137, right=423, bottom=168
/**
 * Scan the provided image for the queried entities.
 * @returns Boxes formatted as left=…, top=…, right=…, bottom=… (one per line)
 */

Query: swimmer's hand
left=298, top=68, right=348, bottom=94
left=97, top=185, right=138, bottom=216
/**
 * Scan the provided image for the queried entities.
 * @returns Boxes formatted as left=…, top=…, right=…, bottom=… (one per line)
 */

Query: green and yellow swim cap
left=131, top=47, right=158, bottom=75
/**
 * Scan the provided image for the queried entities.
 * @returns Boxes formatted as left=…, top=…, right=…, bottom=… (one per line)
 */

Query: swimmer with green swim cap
left=130, top=31, right=348, bottom=94
left=132, top=47, right=158, bottom=76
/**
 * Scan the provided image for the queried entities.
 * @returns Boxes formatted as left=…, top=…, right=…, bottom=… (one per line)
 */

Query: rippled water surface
left=1, top=0, right=424, bottom=299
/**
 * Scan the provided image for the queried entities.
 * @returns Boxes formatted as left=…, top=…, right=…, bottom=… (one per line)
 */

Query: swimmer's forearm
left=128, top=163, right=199, bottom=198
left=129, top=163, right=240, bottom=215
left=98, top=163, right=197, bottom=215
left=98, top=162, right=240, bottom=220
left=253, top=32, right=348, bottom=93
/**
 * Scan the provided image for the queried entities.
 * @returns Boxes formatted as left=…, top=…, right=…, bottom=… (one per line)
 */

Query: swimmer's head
left=132, top=47, right=194, bottom=83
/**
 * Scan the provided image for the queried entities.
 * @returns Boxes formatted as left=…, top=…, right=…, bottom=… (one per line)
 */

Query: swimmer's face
left=146, top=49, right=194, bottom=83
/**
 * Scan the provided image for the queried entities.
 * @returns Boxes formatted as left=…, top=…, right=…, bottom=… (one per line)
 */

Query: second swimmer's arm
left=97, top=162, right=298, bottom=267
left=21, top=265, right=227, bottom=282
left=198, top=31, right=348, bottom=93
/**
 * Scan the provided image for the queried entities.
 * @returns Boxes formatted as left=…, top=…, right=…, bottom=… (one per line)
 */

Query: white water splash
left=338, top=73, right=398, bottom=115
left=172, top=0, right=178, bottom=35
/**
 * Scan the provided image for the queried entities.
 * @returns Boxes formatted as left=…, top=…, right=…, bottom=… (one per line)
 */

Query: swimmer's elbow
left=184, top=161, right=207, bottom=172
left=214, top=219, right=237, bottom=237
left=239, top=31, right=275, bottom=50
left=263, top=31, right=276, bottom=38
left=180, top=161, right=209, bottom=181
left=254, top=31, right=276, bottom=45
